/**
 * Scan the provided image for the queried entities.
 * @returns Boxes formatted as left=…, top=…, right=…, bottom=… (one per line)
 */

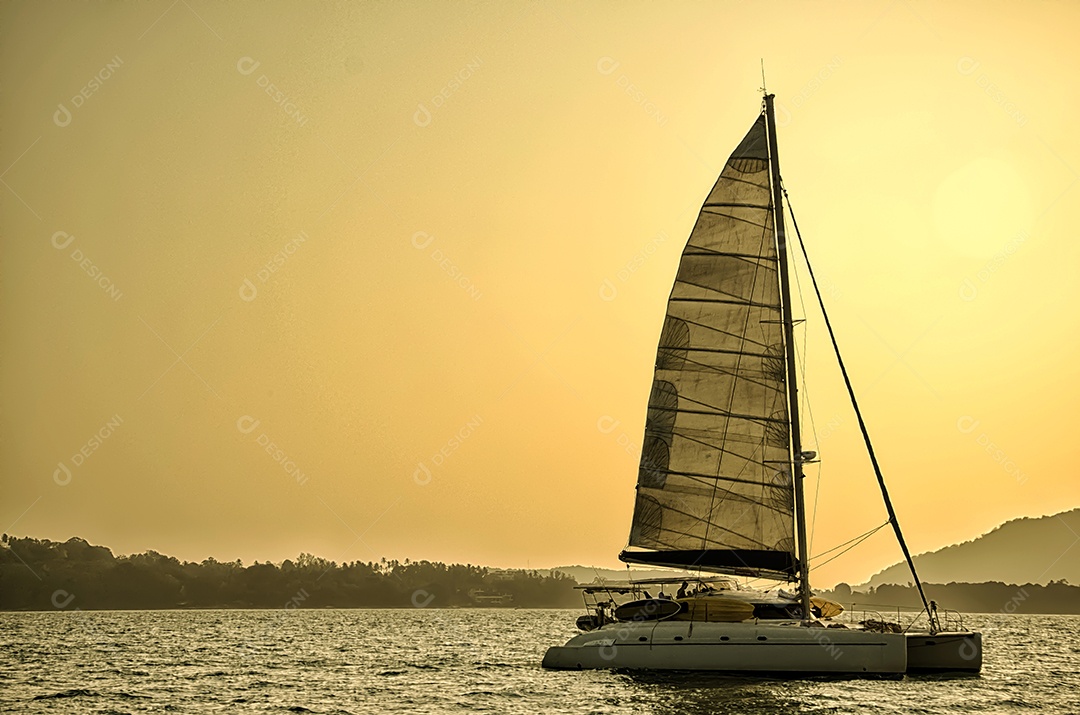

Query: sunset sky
left=2, top=1, right=1077, bottom=588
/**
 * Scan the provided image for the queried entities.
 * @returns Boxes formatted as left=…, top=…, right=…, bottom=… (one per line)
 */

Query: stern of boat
left=906, top=631, right=982, bottom=673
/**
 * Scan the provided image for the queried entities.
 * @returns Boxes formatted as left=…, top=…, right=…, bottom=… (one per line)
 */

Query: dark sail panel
left=622, top=113, right=797, bottom=580
left=618, top=547, right=797, bottom=580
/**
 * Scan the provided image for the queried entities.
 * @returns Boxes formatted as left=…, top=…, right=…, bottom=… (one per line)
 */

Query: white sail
left=620, top=112, right=796, bottom=579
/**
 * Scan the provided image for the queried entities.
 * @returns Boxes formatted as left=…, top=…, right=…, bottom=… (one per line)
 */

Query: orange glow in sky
left=2, top=1, right=1077, bottom=587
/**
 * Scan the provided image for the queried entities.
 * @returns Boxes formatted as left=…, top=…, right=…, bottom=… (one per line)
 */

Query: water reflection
left=617, top=671, right=833, bottom=715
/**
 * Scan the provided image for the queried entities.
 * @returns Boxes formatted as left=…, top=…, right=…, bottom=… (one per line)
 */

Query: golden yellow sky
left=2, top=1, right=1077, bottom=587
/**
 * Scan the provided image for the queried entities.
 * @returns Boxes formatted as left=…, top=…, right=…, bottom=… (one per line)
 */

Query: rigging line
left=666, top=345, right=775, bottom=360
left=650, top=400, right=786, bottom=424
left=809, top=521, right=890, bottom=561
left=665, top=355, right=785, bottom=394
left=636, top=493, right=775, bottom=547
left=682, top=245, right=772, bottom=261
left=783, top=185, right=936, bottom=628
left=675, top=316, right=772, bottom=351
left=657, top=469, right=791, bottom=492
left=701, top=202, right=771, bottom=210
left=644, top=524, right=773, bottom=551
left=783, top=196, right=822, bottom=558
left=810, top=524, right=890, bottom=571
left=668, top=296, right=781, bottom=309
left=695, top=210, right=772, bottom=231
left=795, top=337, right=823, bottom=559
left=673, top=275, right=769, bottom=305
left=716, top=173, right=771, bottom=192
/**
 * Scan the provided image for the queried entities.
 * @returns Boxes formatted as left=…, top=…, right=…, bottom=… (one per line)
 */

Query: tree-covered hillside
left=0, top=535, right=580, bottom=611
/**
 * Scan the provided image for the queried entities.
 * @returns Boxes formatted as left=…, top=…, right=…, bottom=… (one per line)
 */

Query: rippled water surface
left=1, top=610, right=1077, bottom=713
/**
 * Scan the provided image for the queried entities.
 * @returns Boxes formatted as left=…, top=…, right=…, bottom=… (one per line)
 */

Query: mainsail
left=619, top=111, right=798, bottom=580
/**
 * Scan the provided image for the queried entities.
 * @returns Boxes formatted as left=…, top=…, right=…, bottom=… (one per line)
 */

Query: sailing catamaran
left=542, top=94, right=982, bottom=675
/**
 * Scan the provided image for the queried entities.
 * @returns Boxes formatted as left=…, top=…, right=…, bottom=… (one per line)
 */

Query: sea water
left=1, top=609, right=1076, bottom=713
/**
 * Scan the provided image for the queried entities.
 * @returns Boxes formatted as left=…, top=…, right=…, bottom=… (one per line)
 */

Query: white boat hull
left=543, top=620, right=907, bottom=674
left=906, top=631, right=982, bottom=673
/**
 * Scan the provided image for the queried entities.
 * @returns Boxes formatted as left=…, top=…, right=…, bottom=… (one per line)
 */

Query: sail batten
left=667, top=298, right=781, bottom=308
left=622, top=111, right=797, bottom=580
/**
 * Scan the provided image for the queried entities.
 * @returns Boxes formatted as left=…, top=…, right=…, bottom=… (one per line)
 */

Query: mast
left=764, top=93, right=813, bottom=622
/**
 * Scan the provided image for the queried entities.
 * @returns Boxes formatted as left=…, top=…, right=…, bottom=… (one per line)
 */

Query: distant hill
left=861, top=508, right=1080, bottom=588
left=816, top=581, right=1080, bottom=615
left=552, top=566, right=700, bottom=585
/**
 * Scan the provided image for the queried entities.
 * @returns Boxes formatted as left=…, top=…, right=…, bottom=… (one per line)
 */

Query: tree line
left=0, top=535, right=581, bottom=611
left=5, top=534, right=1076, bottom=613
left=818, top=580, right=1080, bottom=615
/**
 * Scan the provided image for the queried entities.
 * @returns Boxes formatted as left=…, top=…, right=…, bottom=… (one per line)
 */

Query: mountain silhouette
left=861, top=508, right=1079, bottom=588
